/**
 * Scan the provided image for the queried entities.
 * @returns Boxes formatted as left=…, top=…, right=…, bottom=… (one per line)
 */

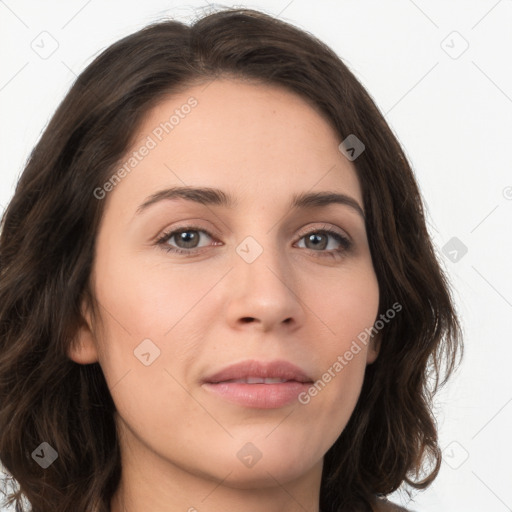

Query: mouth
left=220, top=377, right=292, bottom=384
left=201, top=359, right=314, bottom=409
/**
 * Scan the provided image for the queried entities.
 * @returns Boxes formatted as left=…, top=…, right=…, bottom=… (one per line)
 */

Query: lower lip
left=202, top=381, right=311, bottom=409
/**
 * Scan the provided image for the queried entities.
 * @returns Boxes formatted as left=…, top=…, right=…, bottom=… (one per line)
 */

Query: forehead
left=106, top=78, right=362, bottom=214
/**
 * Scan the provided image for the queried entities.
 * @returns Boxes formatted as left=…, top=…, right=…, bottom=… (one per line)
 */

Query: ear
left=366, top=331, right=381, bottom=365
left=67, top=297, right=100, bottom=364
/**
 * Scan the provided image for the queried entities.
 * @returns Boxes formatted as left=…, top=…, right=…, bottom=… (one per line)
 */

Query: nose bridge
left=236, top=231, right=288, bottom=289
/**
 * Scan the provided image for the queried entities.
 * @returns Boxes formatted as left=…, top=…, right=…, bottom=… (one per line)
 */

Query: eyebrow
left=135, top=186, right=365, bottom=219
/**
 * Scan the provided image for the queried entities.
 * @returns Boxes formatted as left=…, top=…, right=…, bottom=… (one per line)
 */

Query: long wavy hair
left=0, top=7, right=462, bottom=512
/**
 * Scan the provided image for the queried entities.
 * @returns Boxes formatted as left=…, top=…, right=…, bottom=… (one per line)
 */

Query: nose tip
left=226, top=247, right=304, bottom=333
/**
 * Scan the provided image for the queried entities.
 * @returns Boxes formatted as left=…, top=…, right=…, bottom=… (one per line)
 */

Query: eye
left=155, top=225, right=216, bottom=255
left=155, top=223, right=352, bottom=258
left=294, top=225, right=352, bottom=259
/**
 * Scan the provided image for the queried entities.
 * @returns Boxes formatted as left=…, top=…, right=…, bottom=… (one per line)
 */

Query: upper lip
left=203, top=359, right=313, bottom=384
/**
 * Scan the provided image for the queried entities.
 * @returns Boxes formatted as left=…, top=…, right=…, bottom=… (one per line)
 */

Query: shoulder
left=371, top=496, right=413, bottom=512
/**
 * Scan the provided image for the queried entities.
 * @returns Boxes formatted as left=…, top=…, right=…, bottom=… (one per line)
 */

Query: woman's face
left=70, top=79, right=380, bottom=498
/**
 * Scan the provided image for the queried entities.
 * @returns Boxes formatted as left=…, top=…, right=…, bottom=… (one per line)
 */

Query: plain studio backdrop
left=0, top=1, right=511, bottom=511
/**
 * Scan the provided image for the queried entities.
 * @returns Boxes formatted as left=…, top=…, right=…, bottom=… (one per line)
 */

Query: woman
left=0, top=7, right=462, bottom=512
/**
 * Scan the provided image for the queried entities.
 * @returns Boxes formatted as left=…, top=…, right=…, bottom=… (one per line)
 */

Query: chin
left=212, top=460, right=317, bottom=490
left=206, top=442, right=321, bottom=489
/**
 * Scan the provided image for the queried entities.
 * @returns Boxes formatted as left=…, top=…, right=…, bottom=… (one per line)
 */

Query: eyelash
left=155, top=224, right=352, bottom=260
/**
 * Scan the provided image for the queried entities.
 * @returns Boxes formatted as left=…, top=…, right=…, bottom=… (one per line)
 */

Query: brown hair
left=0, top=7, right=462, bottom=512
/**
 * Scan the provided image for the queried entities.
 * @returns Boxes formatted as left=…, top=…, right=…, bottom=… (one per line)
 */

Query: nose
left=224, top=238, right=306, bottom=333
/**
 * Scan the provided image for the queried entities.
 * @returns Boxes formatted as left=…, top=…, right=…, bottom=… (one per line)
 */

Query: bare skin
left=69, top=78, right=381, bottom=512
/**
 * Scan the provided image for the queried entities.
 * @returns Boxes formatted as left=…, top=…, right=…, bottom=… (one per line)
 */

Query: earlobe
left=68, top=330, right=99, bottom=364
left=366, top=333, right=381, bottom=365
left=67, top=300, right=100, bottom=364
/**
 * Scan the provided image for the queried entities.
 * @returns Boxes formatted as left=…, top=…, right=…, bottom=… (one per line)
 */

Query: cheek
left=90, top=259, right=214, bottom=442
left=94, top=248, right=220, bottom=343
left=90, top=250, right=222, bottom=416
left=298, top=263, right=379, bottom=423
left=307, top=260, right=379, bottom=352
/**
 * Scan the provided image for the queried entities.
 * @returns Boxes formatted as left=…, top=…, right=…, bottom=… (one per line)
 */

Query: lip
left=201, top=359, right=314, bottom=409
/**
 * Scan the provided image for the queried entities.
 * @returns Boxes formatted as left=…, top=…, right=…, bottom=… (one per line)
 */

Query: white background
left=1, top=1, right=511, bottom=511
